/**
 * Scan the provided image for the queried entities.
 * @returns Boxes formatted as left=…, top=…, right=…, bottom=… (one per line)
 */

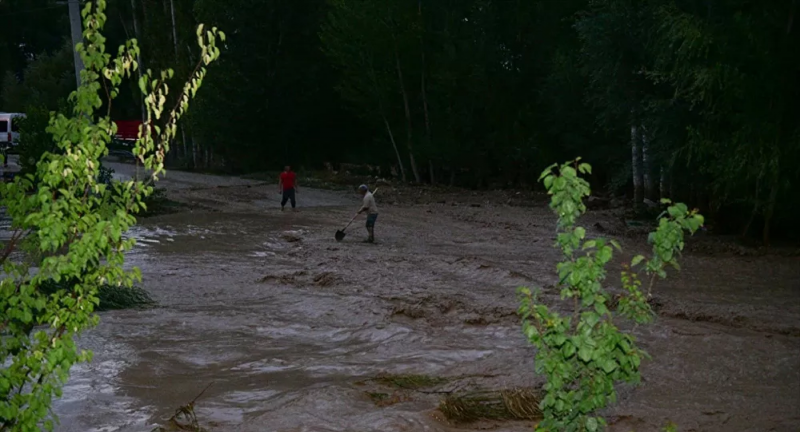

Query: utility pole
left=63, top=0, right=84, bottom=89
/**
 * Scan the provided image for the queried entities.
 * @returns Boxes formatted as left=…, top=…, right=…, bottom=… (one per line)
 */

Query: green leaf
left=578, top=346, right=593, bottom=362
left=539, top=163, right=557, bottom=181
left=587, top=417, right=598, bottom=432
left=563, top=341, right=576, bottom=357
left=631, top=255, right=645, bottom=267
left=601, top=359, right=617, bottom=373
left=544, top=175, right=554, bottom=190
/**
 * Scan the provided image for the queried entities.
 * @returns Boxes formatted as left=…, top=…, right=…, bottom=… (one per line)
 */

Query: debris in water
left=281, top=232, right=303, bottom=242
left=508, top=270, right=533, bottom=281
left=258, top=271, right=307, bottom=285
left=438, top=388, right=542, bottom=423
left=391, top=305, right=426, bottom=319
left=365, top=391, right=411, bottom=407
left=152, top=383, right=213, bottom=432
left=463, top=314, right=489, bottom=325
left=369, top=373, right=449, bottom=390
left=313, top=271, right=340, bottom=287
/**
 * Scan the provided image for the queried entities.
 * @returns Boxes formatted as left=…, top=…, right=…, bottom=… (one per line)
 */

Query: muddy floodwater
left=48, top=161, right=800, bottom=432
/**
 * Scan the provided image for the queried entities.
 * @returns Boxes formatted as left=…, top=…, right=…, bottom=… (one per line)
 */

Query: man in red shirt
left=278, top=165, right=298, bottom=211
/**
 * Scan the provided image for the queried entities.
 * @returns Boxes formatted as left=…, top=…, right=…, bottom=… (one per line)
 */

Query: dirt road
left=52, top=161, right=800, bottom=432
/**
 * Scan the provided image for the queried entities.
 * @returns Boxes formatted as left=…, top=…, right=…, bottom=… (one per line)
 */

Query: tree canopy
left=1, top=0, right=798, bottom=242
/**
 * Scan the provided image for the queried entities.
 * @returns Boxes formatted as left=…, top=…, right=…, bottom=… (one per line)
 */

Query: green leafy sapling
left=518, top=158, right=703, bottom=432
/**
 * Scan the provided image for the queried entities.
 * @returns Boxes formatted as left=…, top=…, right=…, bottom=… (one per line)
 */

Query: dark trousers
left=366, top=213, right=378, bottom=228
left=281, top=188, right=296, bottom=208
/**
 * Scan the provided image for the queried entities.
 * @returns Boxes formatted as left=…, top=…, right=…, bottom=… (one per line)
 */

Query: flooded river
left=40, top=160, right=800, bottom=432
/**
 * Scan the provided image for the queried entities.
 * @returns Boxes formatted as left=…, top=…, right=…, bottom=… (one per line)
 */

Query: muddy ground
left=50, top=160, right=800, bottom=432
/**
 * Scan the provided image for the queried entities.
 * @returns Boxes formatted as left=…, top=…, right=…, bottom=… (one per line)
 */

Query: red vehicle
left=109, top=120, right=142, bottom=161
left=113, top=120, right=142, bottom=143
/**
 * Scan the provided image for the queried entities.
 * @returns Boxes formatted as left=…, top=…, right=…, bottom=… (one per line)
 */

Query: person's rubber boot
left=367, top=227, right=375, bottom=244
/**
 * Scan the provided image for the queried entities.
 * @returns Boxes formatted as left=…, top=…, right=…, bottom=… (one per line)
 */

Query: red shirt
left=280, top=171, right=296, bottom=190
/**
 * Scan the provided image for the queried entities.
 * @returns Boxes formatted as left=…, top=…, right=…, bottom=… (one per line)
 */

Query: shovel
left=335, top=214, right=358, bottom=241
left=335, top=188, right=378, bottom=241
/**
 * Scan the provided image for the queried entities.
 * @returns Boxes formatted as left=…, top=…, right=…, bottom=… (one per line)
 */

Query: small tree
left=519, top=159, right=703, bottom=431
left=0, top=1, right=224, bottom=430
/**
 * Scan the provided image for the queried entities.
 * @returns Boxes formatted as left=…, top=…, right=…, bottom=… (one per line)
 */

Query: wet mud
left=49, top=160, right=800, bottom=432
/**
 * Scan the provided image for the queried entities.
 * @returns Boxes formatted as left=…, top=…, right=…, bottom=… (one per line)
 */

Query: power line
left=0, top=4, right=66, bottom=19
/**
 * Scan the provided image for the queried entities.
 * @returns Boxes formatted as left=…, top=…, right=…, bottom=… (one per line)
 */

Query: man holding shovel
left=358, top=184, right=378, bottom=243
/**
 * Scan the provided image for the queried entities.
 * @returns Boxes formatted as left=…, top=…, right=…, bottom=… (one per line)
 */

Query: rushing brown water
left=44, top=160, right=800, bottom=432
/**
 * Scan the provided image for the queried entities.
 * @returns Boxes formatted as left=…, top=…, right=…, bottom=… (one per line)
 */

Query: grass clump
left=39, top=279, right=155, bottom=311
left=439, top=388, right=542, bottom=423
left=95, top=284, right=156, bottom=311
left=139, top=187, right=185, bottom=217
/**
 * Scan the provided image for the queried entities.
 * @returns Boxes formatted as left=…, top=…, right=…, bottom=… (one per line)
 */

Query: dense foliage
left=14, top=106, right=55, bottom=174
left=0, top=0, right=222, bottom=429
left=1, top=0, right=797, bottom=240
left=519, top=160, right=703, bottom=430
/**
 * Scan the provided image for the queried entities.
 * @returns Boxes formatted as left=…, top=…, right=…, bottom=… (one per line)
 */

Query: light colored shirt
left=362, top=192, right=378, bottom=214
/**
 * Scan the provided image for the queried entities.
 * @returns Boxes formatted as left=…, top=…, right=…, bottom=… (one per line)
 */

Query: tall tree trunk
left=669, top=171, right=675, bottom=199
left=762, top=170, right=779, bottom=246
left=168, top=0, right=188, bottom=161
left=191, top=133, right=199, bottom=169
left=130, top=0, right=146, bottom=125
left=178, top=125, right=187, bottom=164
left=170, top=0, right=179, bottom=59
left=741, top=177, right=761, bottom=239
left=393, top=46, right=420, bottom=183
left=382, top=114, right=407, bottom=182
left=641, top=126, right=655, bottom=201
left=418, top=0, right=433, bottom=184
left=659, top=167, right=667, bottom=199
left=631, top=124, right=644, bottom=204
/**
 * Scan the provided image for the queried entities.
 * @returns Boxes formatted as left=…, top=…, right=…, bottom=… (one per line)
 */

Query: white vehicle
left=0, top=112, right=26, bottom=147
